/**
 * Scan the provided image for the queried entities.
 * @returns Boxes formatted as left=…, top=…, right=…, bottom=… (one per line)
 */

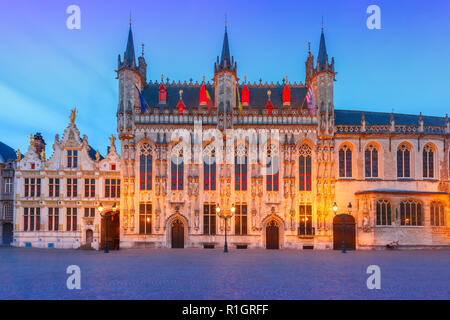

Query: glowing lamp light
left=98, top=203, right=104, bottom=213
left=146, top=217, right=150, bottom=223
left=231, top=206, right=236, bottom=214
left=332, top=202, right=338, bottom=214
left=216, top=206, right=221, bottom=214
left=112, top=203, right=118, bottom=211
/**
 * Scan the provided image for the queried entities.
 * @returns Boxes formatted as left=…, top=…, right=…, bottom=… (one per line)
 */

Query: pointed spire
left=220, top=27, right=231, bottom=66
left=318, top=28, right=328, bottom=67
left=125, top=24, right=136, bottom=66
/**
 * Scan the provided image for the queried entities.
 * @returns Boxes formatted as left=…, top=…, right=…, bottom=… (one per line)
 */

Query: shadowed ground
left=0, top=247, right=448, bottom=300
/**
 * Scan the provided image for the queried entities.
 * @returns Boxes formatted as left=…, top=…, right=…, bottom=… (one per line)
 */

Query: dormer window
left=68, top=150, right=78, bottom=168
left=159, top=84, right=167, bottom=104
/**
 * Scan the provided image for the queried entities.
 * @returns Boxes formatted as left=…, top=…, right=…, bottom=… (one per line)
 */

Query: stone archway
left=333, top=214, right=356, bottom=250
left=171, top=219, right=184, bottom=248
left=266, top=220, right=279, bottom=249
left=165, top=213, right=189, bottom=248
left=85, top=229, right=94, bottom=248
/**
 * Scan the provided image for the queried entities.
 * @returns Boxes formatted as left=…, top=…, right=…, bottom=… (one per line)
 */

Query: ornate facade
left=13, top=114, right=121, bottom=249
left=0, top=141, right=15, bottom=245
left=116, top=25, right=449, bottom=250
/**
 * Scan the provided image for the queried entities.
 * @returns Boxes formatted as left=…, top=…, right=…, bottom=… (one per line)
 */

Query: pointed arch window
left=423, top=145, right=434, bottom=178
left=339, top=144, right=352, bottom=178
left=204, top=145, right=216, bottom=191
left=139, top=143, right=153, bottom=190
left=365, top=144, right=379, bottom=178
left=235, top=144, right=247, bottom=191
left=397, top=144, right=411, bottom=178
left=171, top=145, right=184, bottom=190
left=400, top=200, right=422, bottom=226
left=376, top=200, right=392, bottom=225
left=266, top=144, right=279, bottom=191
left=299, top=144, right=312, bottom=191
left=430, top=202, right=445, bottom=226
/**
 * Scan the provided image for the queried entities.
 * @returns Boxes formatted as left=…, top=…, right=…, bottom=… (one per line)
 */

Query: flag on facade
left=206, top=89, right=214, bottom=109
left=237, top=85, right=243, bottom=115
left=135, top=85, right=148, bottom=113
left=306, top=86, right=315, bottom=116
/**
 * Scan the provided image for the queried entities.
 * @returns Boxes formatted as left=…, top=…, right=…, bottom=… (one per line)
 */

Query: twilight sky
left=0, top=0, right=449, bottom=154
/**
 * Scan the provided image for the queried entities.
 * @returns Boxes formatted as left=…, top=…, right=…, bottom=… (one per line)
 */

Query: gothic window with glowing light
left=430, top=202, right=445, bottom=226
left=365, top=144, right=379, bottom=178
left=400, top=200, right=422, bottom=226
left=376, top=200, right=392, bottom=225
left=422, top=145, right=434, bottom=178
left=234, top=203, right=247, bottom=235
left=140, top=143, right=153, bottom=190
left=139, top=203, right=152, bottom=234
left=299, top=204, right=313, bottom=235
left=339, top=144, right=352, bottom=178
left=203, top=145, right=216, bottom=191
left=299, top=144, right=312, bottom=191
left=266, top=144, right=279, bottom=191
left=171, top=145, right=184, bottom=190
left=235, top=144, right=247, bottom=191
left=397, top=144, right=411, bottom=178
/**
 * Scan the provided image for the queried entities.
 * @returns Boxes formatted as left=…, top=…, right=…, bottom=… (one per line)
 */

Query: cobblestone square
left=0, top=247, right=448, bottom=300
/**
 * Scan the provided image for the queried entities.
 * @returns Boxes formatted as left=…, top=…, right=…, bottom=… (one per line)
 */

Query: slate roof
left=318, top=30, right=328, bottom=66
left=125, top=26, right=135, bottom=65
left=0, top=141, right=16, bottom=163
left=142, top=83, right=308, bottom=113
left=88, top=145, right=104, bottom=161
left=335, top=110, right=446, bottom=127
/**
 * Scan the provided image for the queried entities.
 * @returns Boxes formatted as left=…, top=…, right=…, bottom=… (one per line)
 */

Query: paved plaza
left=0, top=247, right=448, bottom=300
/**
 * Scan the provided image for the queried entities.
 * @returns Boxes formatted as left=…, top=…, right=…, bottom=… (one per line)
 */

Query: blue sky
left=0, top=0, right=449, bottom=154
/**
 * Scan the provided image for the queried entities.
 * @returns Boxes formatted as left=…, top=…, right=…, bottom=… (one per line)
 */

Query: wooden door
left=101, top=213, right=120, bottom=250
left=86, top=229, right=93, bottom=247
left=333, top=214, right=356, bottom=250
left=171, top=219, right=184, bottom=248
left=266, top=221, right=279, bottom=249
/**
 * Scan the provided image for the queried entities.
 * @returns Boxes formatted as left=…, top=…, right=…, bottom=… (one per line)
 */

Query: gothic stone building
left=116, top=25, right=449, bottom=250
left=13, top=117, right=121, bottom=249
left=0, top=141, right=15, bottom=245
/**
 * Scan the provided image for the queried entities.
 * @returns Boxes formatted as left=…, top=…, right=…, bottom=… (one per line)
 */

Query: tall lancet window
left=339, top=144, right=352, bottom=178
left=397, top=144, right=411, bottom=178
left=171, top=145, right=184, bottom=191
left=423, top=145, right=434, bottom=178
left=139, top=143, right=153, bottom=190
left=266, top=144, right=279, bottom=191
left=365, top=144, right=379, bottom=178
left=204, top=145, right=216, bottom=191
left=299, top=144, right=312, bottom=191
left=235, top=144, right=248, bottom=191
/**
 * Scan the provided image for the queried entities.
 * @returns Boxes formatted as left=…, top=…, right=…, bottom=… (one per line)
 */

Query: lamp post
left=98, top=202, right=118, bottom=253
left=216, top=205, right=235, bottom=253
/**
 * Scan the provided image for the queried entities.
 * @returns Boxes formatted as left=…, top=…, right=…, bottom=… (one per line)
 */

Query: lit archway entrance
left=266, top=220, right=279, bottom=249
left=333, top=214, right=356, bottom=250
left=100, top=211, right=120, bottom=251
left=2, top=223, right=13, bottom=245
left=171, top=219, right=184, bottom=248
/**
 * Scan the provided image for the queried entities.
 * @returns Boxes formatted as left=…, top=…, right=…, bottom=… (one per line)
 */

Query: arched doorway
left=85, top=229, right=93, bottom=248
left=2, top=223, right=13, bottom=245
left=171, top=219, right=184, bottom=248
left=266, top=220, right=279, bottom=249
left=101, top=212, right=120, bottom=250
left=333, top=214, right=356, bottom=250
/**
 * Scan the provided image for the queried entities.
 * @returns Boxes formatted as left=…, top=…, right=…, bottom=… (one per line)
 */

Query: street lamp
left=98, top=202, right=119, bottom=253
left=333, top=202, right=346, bottom=253
left=217, top=204, right=235, bottom=253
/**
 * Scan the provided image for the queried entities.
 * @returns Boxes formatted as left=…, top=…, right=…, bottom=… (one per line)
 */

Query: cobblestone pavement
left=0, top=247, right=448, bottom=300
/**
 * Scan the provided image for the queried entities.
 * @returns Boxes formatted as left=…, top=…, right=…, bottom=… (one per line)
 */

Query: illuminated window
left=299, top=144, right=312, bottom=191
left=397, top=144, right=411, bottom=178
left=203, top=203, right=216, bottom=235
left=235, top=144, right=247, bottom=191
left=365, top=144, right=379, bottom=178
left=400, top=200, right=422, bottom=226
left=339, top=144, right=352, bottom=178
left=266, top=144, right=279, bottom=191
left=140, top=143, right=153, bottom=190
left=423, top=145, right=434, bottom=178
left=376, top=200, right=392, bottom=225
left=298, top=204, right=313, bottom=235
left=139, top=203, right=152, bottom=234
left=234, top=203, right=247, bottom=235
left=430, top=202, right=445, bottom=226
left=171, top=145, right=184, bottom=190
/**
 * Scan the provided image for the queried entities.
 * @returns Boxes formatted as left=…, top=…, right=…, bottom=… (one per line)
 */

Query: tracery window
left=235, top=144, right=247, bottom=191
left=339, top=144, right=352, bottom=178
left=266, top=144, right=279, bottom=191
left=139, top=203, right=152, bottom=234
left=299, top=144, right=312, bottom=191
left=171, top=145, right=184, bottom=191
left=203, top=145, right=216, bottom=191
left=430, top=202, right=445, bottom=226
left=400, top=200, right=422, bottom=226
left=422, top=145, right=434, bottom=178
left=376, top=200, right=392, bottom=225
left=298, top=204, right=313, bottom=235
left=397, top=144, right=411, bottom=178
left=140, top=143, right=153, bottom=190
left=365, top=144, right=379, bottom=178
left=234, top=203, right=247, bottom=235
left=203, top=203, right=216, bottom=235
